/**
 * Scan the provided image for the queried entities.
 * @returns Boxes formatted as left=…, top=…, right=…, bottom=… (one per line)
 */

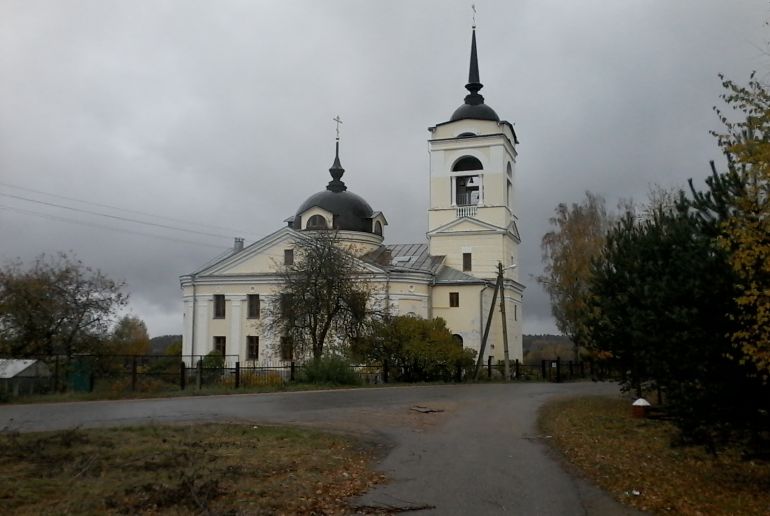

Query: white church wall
left=432, top=284, right=484, bottom=353
left=226, top=244, right=292, bottom=275
left=429, top=233, right=507, bottom=279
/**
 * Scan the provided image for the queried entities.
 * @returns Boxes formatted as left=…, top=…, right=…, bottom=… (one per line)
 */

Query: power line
left=0, top=180, right=261, bottom=238
left=0, top=203, right=231, bottom=250
left=0, top=191, right=241, bottom=241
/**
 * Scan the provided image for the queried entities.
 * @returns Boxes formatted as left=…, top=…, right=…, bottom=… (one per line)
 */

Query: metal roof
left=0, top=359, right=39, bottom=379
left=362, top=243, right=444, bottom=274
left=435, top=266, right=487, bottom=284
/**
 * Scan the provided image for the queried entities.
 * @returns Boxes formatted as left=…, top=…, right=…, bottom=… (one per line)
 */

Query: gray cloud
left=1, top=0, right=767, bottom=337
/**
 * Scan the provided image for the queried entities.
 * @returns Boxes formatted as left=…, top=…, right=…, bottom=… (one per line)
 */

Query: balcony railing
left=456, top=205, right=478, bottom=218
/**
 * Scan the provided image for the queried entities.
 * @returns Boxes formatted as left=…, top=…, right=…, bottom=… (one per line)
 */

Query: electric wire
left=0, top=191, right=240, bottom=241
left=0, top=203, right=231, bottom=249
left=0, top=180, right=258, bottom=237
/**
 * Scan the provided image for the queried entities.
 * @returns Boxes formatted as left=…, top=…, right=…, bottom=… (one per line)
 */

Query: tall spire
left=468, top=28, right=480, bottom=87
left=464, top=22, right=484, bottom=105
left=327, top=115, right=347, bottom=193
left=448, top=9, right=500, bottom=122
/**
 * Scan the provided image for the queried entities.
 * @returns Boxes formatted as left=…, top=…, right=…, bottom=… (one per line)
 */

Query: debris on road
left=409, top=405, right=444, bottom=414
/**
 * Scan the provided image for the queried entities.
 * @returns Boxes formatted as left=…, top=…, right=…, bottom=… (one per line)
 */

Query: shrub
left=353, top=316, right=476, bottom=382
left=299, top=356, right=361, bottom=386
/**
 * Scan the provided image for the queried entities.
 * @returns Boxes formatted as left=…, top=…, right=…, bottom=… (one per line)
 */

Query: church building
left=180, top=27, right=524, bottom=365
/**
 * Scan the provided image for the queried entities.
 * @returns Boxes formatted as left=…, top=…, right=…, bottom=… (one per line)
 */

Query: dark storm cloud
left=1, top=0, right=767, bottom=336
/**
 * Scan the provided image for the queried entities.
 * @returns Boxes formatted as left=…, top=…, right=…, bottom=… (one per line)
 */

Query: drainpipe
left=479, top=282, right=490, bottom=354
left=385, top=270, right=391, bottom=320
left=427, top=276, right=434, bottom=319
left=191, top=274, right=197, bottom=359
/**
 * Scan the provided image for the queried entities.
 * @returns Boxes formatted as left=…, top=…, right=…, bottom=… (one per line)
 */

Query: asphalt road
left=0, top=382, right=643, bottom=515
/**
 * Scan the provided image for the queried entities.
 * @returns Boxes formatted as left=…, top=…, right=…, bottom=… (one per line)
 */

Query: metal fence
left=0, top=354, right=609, bottom=399
left=480, top=357, right=605, bottom=382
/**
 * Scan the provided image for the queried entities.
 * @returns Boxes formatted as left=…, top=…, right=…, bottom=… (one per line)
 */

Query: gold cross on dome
left=333, top=115, right=343, bottom=140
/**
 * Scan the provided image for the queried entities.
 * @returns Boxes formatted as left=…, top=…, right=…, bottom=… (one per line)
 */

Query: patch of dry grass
left=539, top=396, right=770, bottom=515
left=0, top=423, right=385, bottom=514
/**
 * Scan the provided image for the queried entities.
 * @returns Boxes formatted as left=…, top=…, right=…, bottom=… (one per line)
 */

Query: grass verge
left=538, top=396, right=770, bottom=515
left=5, top=381, right=390, bottom=405
left=0, top=423, right=385, bottom=514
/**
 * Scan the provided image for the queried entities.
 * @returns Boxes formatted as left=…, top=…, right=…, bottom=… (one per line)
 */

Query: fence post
left=290, top=361, right=295, bottom=382
left=569, top=360, right=574, bottom=378
left=196, top=359, right=202, bottom=389
left=383, top=359, right=389, bottom=384
left=515, top=358, right=520, bottom=379
left=54, top=356, right=60, bottom=393
left=180, top=361, right=186, bottom=390
left=131, top=356, right=138, bottom=391
left=580, top=361, right=585, bottom=378
left=556, top=357, right=561, bottom=383
left=235, top=361, right=240, bottom=389
left=541, top=359, right=547, bottom=380
left=487, top=355, right=492, bottom=379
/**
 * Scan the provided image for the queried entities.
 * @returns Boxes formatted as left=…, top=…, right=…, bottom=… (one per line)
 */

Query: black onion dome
left=451, top=102, right=499, bottom=122
left=450, top=27, right=499, bottom=123
left=294, top=141, right=376, bottom=233
left=295, top=190, right=374, bottom=232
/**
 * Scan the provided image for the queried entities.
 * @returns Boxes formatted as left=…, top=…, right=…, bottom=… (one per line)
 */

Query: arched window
left=452, top=156, right=483, bottom=172
left=457, top=132, right=476, bottom=138
left=374, top=220, right=383, bottom=236
left=452, top=334, right=464, bottom=346
left=306, top=214, right=327, bottom=230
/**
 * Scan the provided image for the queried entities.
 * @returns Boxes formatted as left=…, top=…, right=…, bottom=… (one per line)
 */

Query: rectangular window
left=213, top=336, right=226, bottom=356
left=449, top=292, right=460, bottom=307
left=462, top=253, right=472, bottom=272
left=247, top=336, right=259, bottom=360
left=280, top=335, right=293, bottom=361
left=213, top=294, right=225, bottom=319
left=279, top=293, right=293, bottom=319
left=247, top=294, right=260, bottom=319
left=284, top=249, right=294, bottom=265
left=514, top=305, right=518, bottom=321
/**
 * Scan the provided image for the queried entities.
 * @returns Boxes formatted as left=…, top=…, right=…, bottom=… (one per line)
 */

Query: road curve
left=0, top=382, right=642, bottom=515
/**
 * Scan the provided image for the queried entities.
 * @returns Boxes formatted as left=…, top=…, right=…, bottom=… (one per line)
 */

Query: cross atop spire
left=333, top=115, right=343, bottom=141
left=472, top=4, right=477, bottom=29
left=327, top=116, right=347, bottom=193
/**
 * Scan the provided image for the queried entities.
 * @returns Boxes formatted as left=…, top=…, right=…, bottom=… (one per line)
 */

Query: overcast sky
left=1, top=1, right=768, bottom=337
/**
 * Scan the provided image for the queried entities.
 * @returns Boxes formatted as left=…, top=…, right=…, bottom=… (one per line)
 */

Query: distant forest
left=522, top=334, right=575, bottom=364
left=149, top=335, right=181, bottom=355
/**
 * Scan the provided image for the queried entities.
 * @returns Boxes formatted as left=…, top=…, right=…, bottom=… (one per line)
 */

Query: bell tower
left=427, top=26, right=520, bottom=282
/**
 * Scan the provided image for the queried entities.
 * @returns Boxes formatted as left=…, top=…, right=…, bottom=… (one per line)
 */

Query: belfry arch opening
left=452, top=156, right=483, bottom=172
left=452, top=156, right=483, bottom=206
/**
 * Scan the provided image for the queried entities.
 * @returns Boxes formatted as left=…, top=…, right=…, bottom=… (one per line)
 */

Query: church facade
left=180, top=28, right=524, bottom=365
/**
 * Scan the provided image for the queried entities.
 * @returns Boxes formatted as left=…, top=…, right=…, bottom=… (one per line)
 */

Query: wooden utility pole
left=474, top=262, right=515, bottom=381
left=474, top=274, right=501, bottom=380
left=498, top=262, right=512, bottom=381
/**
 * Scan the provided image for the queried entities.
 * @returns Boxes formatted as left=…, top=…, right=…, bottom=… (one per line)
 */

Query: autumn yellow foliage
left=714, top=73, right=770, bottom=380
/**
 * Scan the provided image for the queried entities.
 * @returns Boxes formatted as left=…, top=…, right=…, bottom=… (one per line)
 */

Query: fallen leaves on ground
left=539, top=396, right=770, bottom=515
left=0, top=423, right=386, bottom=514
